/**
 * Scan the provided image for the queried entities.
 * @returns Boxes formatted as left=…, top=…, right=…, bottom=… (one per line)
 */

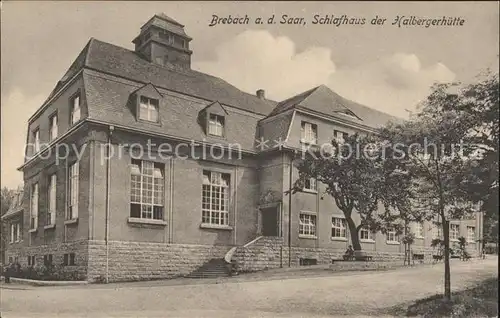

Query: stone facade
left=87, top=241, right=231, bottom=282
left=5, top=240, right=88, bottom=279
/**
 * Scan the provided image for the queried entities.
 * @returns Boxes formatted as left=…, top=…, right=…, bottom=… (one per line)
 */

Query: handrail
left=243, top=236, right=264, bottom=248
left=223, top=236, right=264, bottom=263
left=224, top=247, right=237, bottom=263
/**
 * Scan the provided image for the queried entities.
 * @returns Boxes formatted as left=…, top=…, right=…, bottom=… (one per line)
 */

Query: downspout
left=105, top=125, right=114, bottom=283
left=316, top=182, right=320, bottom=250
left=288, top=155, right=293, bottom=267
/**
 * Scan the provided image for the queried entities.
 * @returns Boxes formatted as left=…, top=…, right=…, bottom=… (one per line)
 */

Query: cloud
left=194, top=30, right=456, bottom=119
left=1, top=88, right=45, bottom=189
left=329, top=54, right=456, bottom=118
left=194, top=30, right=336, bottom=101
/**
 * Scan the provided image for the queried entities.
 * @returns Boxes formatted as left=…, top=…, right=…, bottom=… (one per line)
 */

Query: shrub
left=8, top=264, right=83, bottom=281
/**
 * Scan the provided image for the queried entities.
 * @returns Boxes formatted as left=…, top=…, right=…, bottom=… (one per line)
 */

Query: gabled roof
left=257, top=112, right=294, bottom=150
left=84, top=70, right=260, bottom=151
left=268, top=85, right=401, bottom=128
left=83, top=39, right=276, bottom=116
left=137, top=13, right=191, bottom=40
left=131, top=82, right=163, bottom=99
left=41, top=39, right=91, bottom=108
left=1, top=190, right=24, bottom=220
left=200, top=101, right=228, bottom=115
left=33, top=36, right=403, bottom=154
left=154, top=13, right=184, bottom=27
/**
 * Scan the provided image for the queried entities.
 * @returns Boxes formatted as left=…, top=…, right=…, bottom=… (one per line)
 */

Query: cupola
left=132, top=13, right=193, bottom=70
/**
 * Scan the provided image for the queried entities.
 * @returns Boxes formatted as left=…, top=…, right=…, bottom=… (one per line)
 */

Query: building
left=3, top=14, right=483, bottom=281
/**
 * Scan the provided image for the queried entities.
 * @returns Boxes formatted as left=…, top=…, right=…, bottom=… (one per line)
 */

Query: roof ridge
left=155, top=13, right=184, bottom=27
left=265, top=85, right=321, bottom=118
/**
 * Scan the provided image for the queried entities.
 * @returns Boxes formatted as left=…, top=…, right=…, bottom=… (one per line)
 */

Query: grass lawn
left=388, top=277, right=498, bottom=317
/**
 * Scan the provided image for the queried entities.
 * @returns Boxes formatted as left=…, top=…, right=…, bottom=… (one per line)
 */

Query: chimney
left=256, top=89, right=265, bottom=100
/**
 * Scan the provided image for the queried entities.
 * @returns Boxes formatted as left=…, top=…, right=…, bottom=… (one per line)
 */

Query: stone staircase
left=185, top=258, right=230, bottom=278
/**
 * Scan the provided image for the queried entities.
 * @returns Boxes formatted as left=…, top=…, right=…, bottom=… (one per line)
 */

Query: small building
left=4, top=14, right=483, bottom=281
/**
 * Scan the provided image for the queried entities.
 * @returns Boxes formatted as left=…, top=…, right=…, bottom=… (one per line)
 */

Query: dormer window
left=70, top=94, right=81, bottom=125
left=301, top=121, right=317, bottom=144
left=208, top=114, right=225, bottom=137
left=333, top=130, right=348, bottom=144
left=139, top=96, right=159, bottom=122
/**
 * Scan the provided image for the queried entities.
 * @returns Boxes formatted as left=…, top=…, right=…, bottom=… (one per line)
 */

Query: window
left=68, top=162, right=79, bottom=220
left=159, top=30, right=172, bottom=44
left=174, top=36, right=186, bottom=48
left=154, top=57, right=166, bottom=66
left=49, top=114, right=58, bottom=141
left=33, top=129, right=40, bottom=153
left=10, top=223, right=20, bottom=243
left=414, top=222, right=424, bottom=238
left=30, top=183, right=39, bottom=230
left=10, top=223, right=14, bottom=243
left=71, top=94, right=81, bottom=124
left=304, top=178, right=317, bottom=192
left=17, top=192, right=23, bottom=206
left=332, top=217, right=347, bottom=239
left=386, top=228, right=398, bottom=242
left=47, top=174, right=56, bottom=226
left=63, top=253, right=75, bottom=266
left=301, top=121, right=318, bottom=144
left=299, top=213, right=317, bottom=237
left=450, top=224, right=460, bottom=240
left=360, top=228, right=373, bottom=241
left=139, top=96, right=159, bottom=122
left=130, top=160, right=164, bottom=220
left=202, top=170, right=230, bottom=226
left=433, top=225, right=443, bottom=239
left=208, top=114, right=225, bottom=137
left=43, top=254, right=53, bottom=266
left=333, top=130, right=348, bottom=144
left=28, top=256, right=35, bottom=266
left=467, top=226, right=475, bottom=242
left=299, top=258, right=317, bottom=266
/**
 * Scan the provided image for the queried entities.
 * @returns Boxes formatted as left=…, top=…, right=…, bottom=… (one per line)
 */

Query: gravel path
left=1, top=257, right=497, bottom=317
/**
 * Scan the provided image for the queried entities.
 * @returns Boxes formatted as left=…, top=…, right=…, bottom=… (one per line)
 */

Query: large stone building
left=3, top=14, right=482, bottom=281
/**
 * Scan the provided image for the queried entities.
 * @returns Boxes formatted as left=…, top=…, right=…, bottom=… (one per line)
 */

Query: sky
left=1, top=1, right=499, bottom=189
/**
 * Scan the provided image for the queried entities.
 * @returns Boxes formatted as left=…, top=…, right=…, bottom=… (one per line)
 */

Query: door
left=261, top=207, right=279, bottom=236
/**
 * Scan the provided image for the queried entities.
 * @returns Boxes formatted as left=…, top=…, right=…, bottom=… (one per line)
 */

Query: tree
left=1, top=187, right=15, bottom=263
left=459, top=72, right=499, bottom=253
left=380, top=73, right=498, bottom=301
left=290, top=134, right=405, bottom=252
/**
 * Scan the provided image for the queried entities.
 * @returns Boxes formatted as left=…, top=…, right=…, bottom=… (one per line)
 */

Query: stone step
left=185, top=258, right=230, bottom=279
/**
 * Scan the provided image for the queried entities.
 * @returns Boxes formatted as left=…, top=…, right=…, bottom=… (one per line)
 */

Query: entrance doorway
left=261, top=206, right=279, bottom=236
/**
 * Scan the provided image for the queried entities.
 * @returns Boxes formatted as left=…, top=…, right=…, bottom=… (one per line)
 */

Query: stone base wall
left=233, top=238, right=445, bottom=271
left=4, top=240, right=89, bottom=279
left=87, top=240, right=231, bottom=282
left=234, top=237, right=285, bottom=272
